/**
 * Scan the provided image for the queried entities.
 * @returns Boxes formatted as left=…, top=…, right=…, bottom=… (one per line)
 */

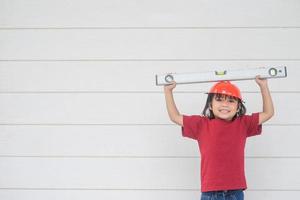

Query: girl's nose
left=221, top=100, right=229, bottom=106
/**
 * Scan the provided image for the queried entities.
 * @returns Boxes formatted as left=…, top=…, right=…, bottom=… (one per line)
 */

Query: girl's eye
left=228, top=99, right=237, bottom=103
left=215, top=97, right=222, bottom=101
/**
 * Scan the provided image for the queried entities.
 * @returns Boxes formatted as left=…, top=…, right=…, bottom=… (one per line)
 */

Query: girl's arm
left=255, top=76, right=275, bottom=125
left=164, top=82, right=183, bottom=126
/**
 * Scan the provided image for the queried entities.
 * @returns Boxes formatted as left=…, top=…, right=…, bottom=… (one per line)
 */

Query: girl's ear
left=209, top=103, right=212, bottom=110
left=237, top=102, right=241, bottom=111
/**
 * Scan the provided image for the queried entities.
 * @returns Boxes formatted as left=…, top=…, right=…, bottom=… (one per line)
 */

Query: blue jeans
left=201, top=189, right=244, bottom=200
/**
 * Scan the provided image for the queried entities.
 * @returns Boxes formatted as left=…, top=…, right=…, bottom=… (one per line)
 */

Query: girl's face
left=210, top=94, right=239, bottom=121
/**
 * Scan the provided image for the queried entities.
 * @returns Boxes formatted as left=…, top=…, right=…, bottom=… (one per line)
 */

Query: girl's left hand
left=255, top=75, right=268, bottom=87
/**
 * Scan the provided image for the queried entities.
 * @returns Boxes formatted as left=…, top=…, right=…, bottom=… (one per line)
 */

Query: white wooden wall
left=0, top=0, right=300, bottom=199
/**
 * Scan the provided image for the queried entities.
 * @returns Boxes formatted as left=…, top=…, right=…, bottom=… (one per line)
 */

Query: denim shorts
left=200, top=189, right=244, bottom=200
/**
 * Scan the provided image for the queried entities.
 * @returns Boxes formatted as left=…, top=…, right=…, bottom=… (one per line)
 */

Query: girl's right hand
left=164, top=81, right=177, bottom=92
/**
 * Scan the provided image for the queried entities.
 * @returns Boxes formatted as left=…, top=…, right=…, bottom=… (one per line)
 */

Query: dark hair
left=202, top=93, right=246, bottom=120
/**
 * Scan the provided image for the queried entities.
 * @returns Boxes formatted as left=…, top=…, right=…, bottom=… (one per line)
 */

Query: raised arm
left=255, top=76, right=274, bottom=125
left=164, top=82, right=183, bottom=126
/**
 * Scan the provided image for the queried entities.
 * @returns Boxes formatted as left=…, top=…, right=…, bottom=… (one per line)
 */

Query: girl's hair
left=202, top=93, right=246, bottom=120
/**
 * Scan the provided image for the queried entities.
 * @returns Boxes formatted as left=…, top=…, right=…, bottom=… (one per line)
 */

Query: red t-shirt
left=182, top=113, right=262, bottom=192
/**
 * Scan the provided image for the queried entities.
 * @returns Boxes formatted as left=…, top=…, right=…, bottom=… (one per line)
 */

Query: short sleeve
left=242, top=113, right=262, bottom=137
left=182, top=115, right=206, bottom=140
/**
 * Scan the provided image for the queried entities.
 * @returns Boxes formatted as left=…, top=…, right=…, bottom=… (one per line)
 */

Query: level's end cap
left=155, top=74, right=159, bottom=86
left=284, top=66, right=288, bottom=77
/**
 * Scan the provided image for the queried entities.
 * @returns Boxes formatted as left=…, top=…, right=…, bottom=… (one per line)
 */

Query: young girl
left=163, top=76, right=274, bottom=200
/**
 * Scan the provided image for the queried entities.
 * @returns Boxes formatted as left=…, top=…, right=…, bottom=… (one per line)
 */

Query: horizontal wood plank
left=0, top=190, right=299, bottom=200
left=0, top=61, right=296, bottom=92
left=0, top=29, right=299, bottom=60
left=1, top=0, right=299, bottom=27
left=0, top=158, right=298, bottom=189
left=0, top=93, right=298, bottom=124
left=0, top=125, right=298, bottom=157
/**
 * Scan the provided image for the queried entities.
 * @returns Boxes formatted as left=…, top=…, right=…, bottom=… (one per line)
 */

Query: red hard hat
left=209, top=81, right=242, bottom=100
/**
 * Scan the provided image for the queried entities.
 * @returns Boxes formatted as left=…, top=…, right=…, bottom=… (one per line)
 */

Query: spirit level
left=155, top=66, right=287, bottom=86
